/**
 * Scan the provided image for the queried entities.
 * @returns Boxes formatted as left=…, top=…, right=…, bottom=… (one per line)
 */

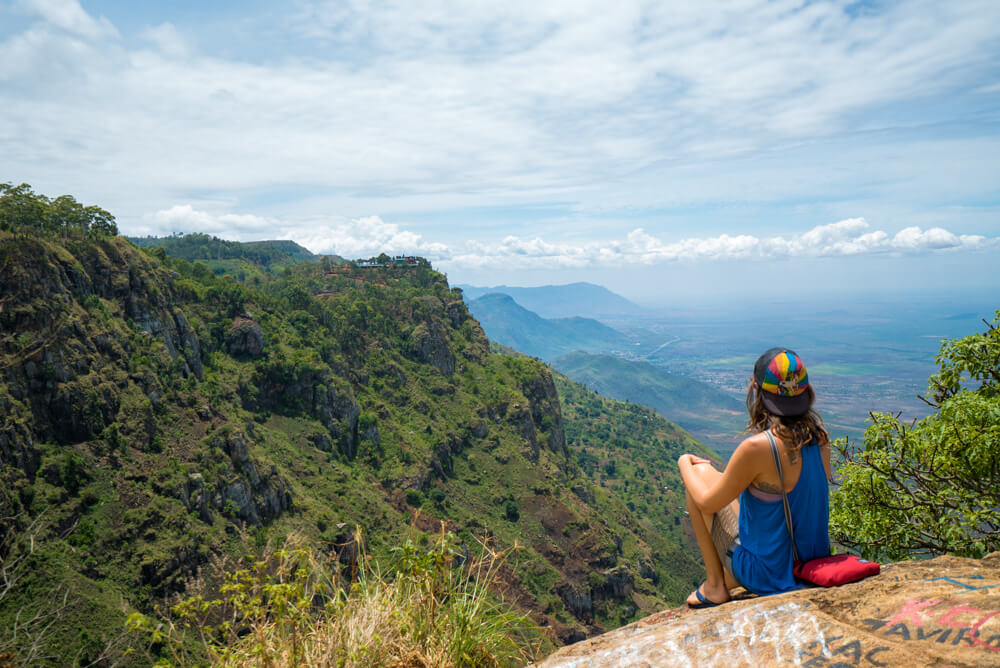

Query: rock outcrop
left=177, top=430, right=293, bottom=527
left=519, top=369, right=567, bottom=458
left=225, top=313, right=265, bottom=358
left=243, top=362, right=361, bottom=459
left=537, top=552, right=1000, bottom=667
left=409, top=321, right=455, bottom=375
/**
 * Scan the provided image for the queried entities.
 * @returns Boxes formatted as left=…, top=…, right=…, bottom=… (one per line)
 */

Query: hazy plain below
left=462, top=282, right=996, bottom=455
left=603, top=290, right=998, bottom=450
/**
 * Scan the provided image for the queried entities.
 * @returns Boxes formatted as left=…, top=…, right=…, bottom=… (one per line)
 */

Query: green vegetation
left=831, top=313, right=1000, bottom=560
left=127, top=529, right=540, bottom=667
left=0, top=183, right=117, bottom=237
left=0, top=187, right=717, bottom=664
left=553, top=352, right=746, bottom=452
left=127, top=233, right=321, bottom=274
left=555, top=370, right=715, bottom=598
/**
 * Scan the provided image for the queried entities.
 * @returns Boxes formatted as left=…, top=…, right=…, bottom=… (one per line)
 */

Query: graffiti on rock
left=927, top=574, right=1000, bottom=593
left=864, top=597, right=1000, bottom=652
left=557, top=601, right=892, bottom=667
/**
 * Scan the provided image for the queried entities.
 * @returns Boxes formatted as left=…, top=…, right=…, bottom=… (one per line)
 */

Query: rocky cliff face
left=0, top=237, right=303, bottom=603
left=519, top=369, right=568, bottom=459
left=0, top=239, right=206, bottom=452
left=409, top=320, right=456, bottom=375
left=243, top=360, right=362, bottom=459
left=537, top=552, right=1000, bottom=667
left=180, top=429, right=293, bottom=526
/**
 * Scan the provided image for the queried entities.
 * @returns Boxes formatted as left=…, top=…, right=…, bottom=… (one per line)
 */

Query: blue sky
left=2, top=0, right=999, bottom=304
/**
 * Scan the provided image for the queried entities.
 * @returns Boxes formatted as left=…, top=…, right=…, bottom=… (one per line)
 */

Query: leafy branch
left=830, top=311, right=1000, bottom=561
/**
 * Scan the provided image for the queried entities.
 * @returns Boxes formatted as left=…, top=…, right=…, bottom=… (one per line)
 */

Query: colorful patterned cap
left=753, top=348, right=811, bottom=416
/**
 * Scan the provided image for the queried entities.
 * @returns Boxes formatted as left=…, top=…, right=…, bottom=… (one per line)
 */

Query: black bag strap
left=765, top=430, right=802, bottom=566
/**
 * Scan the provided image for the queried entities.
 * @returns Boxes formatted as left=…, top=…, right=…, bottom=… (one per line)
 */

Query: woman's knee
left=690, top=462, right=723, bottom=485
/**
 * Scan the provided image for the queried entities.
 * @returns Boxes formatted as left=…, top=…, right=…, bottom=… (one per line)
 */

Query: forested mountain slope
left=0, top=226, right=715, bottom=664
left=126, top=233, right=333, bottom=284
left=553, top=352, right=746, bottom=453
left=466, top=293, right=629, bottom=361
left=127, top=233, right=319, bottom=266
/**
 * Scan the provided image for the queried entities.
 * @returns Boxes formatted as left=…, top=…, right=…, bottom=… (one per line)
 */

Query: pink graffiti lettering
left=937, top=605, right=984, bottom=628
left=933, top=604, right=1000, bottom=651
left=968, top=611, right=1000, bottom=652
left=878, top=600, right=1000, bottom=653
left=886, top=598, right=941, bottom=628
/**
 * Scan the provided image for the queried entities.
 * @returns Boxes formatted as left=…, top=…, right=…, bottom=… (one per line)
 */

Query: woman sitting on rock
left=678, top=348, right=832, bottom=607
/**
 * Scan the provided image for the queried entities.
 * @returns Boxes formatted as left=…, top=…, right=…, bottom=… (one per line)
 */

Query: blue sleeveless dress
left=730, top=440, right=830, bottom=595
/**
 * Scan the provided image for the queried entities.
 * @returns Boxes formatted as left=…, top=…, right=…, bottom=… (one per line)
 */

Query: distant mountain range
left=465, top=293, right=631, bottom=361
left=466, top=290, right=746, bottom=454
left=552, top=352, right=747, bottom=455
left=457, top=282, right=643, bottom=319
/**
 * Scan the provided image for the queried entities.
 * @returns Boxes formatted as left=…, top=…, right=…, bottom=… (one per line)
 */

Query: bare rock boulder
left=226, top=314, right=265, bottom=358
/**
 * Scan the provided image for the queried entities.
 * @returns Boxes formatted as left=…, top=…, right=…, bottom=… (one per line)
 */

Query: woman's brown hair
left=745, top=381, right=829, bottom=450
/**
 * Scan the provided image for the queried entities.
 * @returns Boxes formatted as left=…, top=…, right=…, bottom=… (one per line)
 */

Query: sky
left=2, top=0, right=999, bottom=305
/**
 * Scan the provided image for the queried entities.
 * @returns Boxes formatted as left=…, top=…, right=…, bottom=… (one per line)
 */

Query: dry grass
left=128, top=525, right=541, bottom=667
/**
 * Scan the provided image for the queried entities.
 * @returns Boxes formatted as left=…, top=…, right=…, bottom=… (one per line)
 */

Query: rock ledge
left=536, top=552, right=1000, bottom=667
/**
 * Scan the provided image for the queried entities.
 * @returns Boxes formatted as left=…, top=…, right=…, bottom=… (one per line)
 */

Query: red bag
left=765, top=431, right=881, bottom=587
left=793, top=554, right=880, bottom=587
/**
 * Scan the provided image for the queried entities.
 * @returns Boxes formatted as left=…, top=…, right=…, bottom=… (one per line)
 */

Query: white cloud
left=441, top=218, right=997, bottom=269
left=3, top=0, right=999, bottom=210
left=17, top=0, right=116, bottom=39
left=144, top=205, right=274, bottom=236
left=891, top=226, right=984, bottom=250
left=140, top=206, right=449, bottom=260
left=293, top=216, right=450, bottom=258
left=138, top=23, right=189, bottom=58
left=137, top=206, right=997, bottom=271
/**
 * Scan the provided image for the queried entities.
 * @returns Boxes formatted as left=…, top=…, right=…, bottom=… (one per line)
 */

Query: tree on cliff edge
left=0, top=182, right=118, bottom=237
left=831, top=311, right=1000, bottom=560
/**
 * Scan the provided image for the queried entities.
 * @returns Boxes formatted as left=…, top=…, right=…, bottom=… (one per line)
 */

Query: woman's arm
left=820, top=440, right=834, bottom=482
left=678, top=440, right=761, bottom=513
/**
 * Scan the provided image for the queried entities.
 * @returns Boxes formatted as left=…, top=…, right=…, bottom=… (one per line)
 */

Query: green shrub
left=405, top=489, right=424, bottom=507
left=60, top=454, right=86, bottom=494
left=358, top=412, right=377, bottom=432
left=831, top=312, right=1000, bottom=559
left=428, top=488, right=447, bottom=508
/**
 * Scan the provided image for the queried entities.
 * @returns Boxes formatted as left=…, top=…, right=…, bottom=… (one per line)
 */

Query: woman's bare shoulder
left=728, top=432, right=770, bottom=466
left=735, top=431, right=770, bottom=452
